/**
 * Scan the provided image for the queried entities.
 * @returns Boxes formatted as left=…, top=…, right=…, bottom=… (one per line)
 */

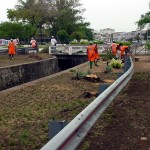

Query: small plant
left=71, top=69, right=88, bottom=80
left=104, top=65, right=113, bottom=73
left=109, top=58, right=123, bottom=69
left=40, top=44, right=49, bottom=53
left=101, top=50, right=114, bottom=61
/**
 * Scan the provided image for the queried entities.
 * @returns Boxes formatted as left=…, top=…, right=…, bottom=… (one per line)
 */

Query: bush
left=70, top=41, right=78, bottom=44
left=101, top=50, right=114, bottom=61
left=109, top=58, right=123, bottom=69
left=95, top=40, right=103, bottom=44
left=40, top=44, right=49, bottom=53
left=70, top=69, right=88, bottom=80
left=105, top=65, right=113, bottom=73
left=80, top=41, right=89, bottom=45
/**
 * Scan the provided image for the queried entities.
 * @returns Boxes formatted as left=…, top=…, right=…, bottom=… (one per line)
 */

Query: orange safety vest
left=8, top=41, right=16, bottom=54
left=120, top=46, right=128, bottom=56
left=111, top=43, right=117, bottom=56
left=87, top=45, right=95, bottom=62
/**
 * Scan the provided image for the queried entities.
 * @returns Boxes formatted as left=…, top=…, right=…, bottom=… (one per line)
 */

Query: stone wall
left=0, top=57, right=58, bottom=91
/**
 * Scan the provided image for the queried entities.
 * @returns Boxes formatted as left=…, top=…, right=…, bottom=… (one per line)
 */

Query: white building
left=99, top=28, right=115, bottom=43
left=95, top=27, right=146, bottom=42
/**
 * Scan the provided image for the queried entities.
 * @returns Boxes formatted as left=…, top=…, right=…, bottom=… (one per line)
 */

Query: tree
left=0, top=22, right=36, bottom=40
left=57, top=30, right=69, bottom=44
left=6, top=0, right=94, bottom=42
left=137, top=12, right=150, bottom=29
left=75, top=22, right=93, bottom=40
left=49, top=0, right=84, bottom=36
left=71, top=31, right=84, bottom=42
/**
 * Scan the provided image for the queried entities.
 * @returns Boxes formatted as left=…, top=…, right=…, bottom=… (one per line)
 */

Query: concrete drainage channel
left=0, top=56, right=87, bottom=91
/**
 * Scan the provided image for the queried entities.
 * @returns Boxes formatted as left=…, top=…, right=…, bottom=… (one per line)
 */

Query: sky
left=0, top=0, right=150, bottom=32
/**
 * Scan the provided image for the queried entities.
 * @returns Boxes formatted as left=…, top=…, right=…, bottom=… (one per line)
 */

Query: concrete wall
left=0, top=57, right=58, bottom=91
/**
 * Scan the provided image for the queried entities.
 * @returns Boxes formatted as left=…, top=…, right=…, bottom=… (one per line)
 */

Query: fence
left=49, top=45, right=106, bottom=55
left=41, top=57, right=134, bottom=150
left=131, top=44, right=150, bottom=55
left=0, top=47, right=37, bottom=55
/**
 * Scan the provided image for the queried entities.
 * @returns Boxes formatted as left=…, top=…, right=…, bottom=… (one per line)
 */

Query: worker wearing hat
left=8, top=39, right=16, bottom=59
left=87, top=41, right=95, bottom=69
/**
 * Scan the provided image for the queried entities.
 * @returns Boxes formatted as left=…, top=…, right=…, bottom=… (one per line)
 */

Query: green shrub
left=95, top=40, right=103, bottom=44
left=71, top=69, right=88, bottom=80
left=40, top=45, right=49, bottom=53
left=109, top=58, right=123, bottom=69
left=80, top=41, right=89, bottom=45
left=105, top=65, right=113, bottom=73
left=70, top=41, right=78, bottom=44
left=101, top=50, right=113, bottom=61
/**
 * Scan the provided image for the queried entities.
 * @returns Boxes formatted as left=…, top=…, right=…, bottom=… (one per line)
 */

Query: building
left=99, top=28, right=115, bottom=43
left=95, top=27, right=146, bottom=43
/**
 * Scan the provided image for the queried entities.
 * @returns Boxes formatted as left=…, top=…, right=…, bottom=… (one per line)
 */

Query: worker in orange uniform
left=87, top=41, right=95, bottom=69
left=111, top=41, right=117, bottom=57
left=8, top=39, right=16, bottom=59
left=93, top=41, right=100, bottom=66
left=120, top=43, right=129, bottom=59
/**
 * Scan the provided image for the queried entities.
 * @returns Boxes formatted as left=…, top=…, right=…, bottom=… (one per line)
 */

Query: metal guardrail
left=41, top=57, right=134, bottom=150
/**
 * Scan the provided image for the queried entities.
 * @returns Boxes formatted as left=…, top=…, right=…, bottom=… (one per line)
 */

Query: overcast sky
left=0, top=0, right=150, bottom=32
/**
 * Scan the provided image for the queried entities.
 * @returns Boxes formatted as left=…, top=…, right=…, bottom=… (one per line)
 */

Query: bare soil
left=0, top=55, right=150, bottom=150
left=78, top=55, right=150, bottom=150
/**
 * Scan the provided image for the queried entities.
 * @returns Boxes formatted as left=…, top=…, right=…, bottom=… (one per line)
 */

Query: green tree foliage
left=57, top=29, right=69, bottom=43
left=71, top=31, right=84, bottom=42
left=137, top=12, right=150, bottom=29
left=0, top=22, right=36, bottom=40
left=6, top=0, right=93, bottom=41
left=76, top=22, right=93, bottom=40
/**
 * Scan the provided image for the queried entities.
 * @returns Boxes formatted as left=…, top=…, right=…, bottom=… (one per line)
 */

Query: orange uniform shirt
left=8, top=41, right=16, bottom=54
left=87, top=45, right=95, bottom=62
left=93, top=44, right=100, bottom=59
left=111, top=43, right=117, bottom=56
left=120, top=46, right=128, bottom=56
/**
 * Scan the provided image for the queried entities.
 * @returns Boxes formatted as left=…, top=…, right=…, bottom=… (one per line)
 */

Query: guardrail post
left=49, top=120, right=68, bottom=140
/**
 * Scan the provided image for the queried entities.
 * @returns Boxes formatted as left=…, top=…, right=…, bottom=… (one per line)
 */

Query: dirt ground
left=0, top=53, right=52, bottom=68
left=0, top=55, right=149, bottom=150
left=78, top=56, right=150, bottom=150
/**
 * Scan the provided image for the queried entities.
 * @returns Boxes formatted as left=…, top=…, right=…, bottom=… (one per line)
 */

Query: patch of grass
left=81, top=141, right=90, bottom=150
left=19, top=130, right=30, bottom=144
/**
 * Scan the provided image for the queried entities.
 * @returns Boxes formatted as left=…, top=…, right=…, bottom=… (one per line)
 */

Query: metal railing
left=0, top=47, right=37, bottom=55
left=41, top=57, right=134, bottom=150
left=49, top=45, right=105, bottom=54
